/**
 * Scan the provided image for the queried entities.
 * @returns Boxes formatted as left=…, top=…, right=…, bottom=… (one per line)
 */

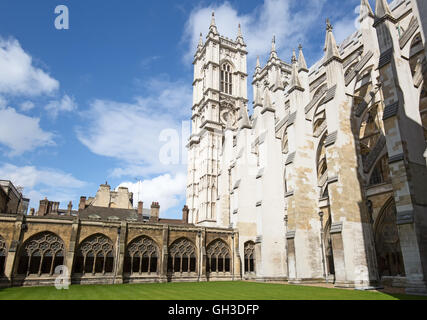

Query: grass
left=0, top=281, right=425, bottom=300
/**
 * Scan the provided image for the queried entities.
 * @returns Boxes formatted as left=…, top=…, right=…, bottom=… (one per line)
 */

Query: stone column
left=232, top=231, right=241, bottom=280
left=4, top=214, right=25, bottom=286
left=114, top=221, right=126, bottom=284
left=199, top=228, right=207, bottom=282
left=65, top=217, right=79, bottom=284
left=159, top=225, right=169, bottom=282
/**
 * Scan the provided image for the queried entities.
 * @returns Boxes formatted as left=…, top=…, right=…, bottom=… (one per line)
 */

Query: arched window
left=359, top=106, right=381, bottom=161
left=73, top=234, right=114, bottom=275
left=17, top=232, right=65, bottom=276
left=323, top=216, right=335, bottom=276
left=167, top=238, right=197, bottom=273
left=244, top=241, right=255, bottom=274
left=374, top=198, right=405, bottom=277
left=0, top=236, right=6, bottom=276
left=206, top=239, right=231, bottom=273
left=220, top=63, right=233, bottom=95
left=369, top=155, right=390, bottom=186
left=124, top=236, right=159, bottom=275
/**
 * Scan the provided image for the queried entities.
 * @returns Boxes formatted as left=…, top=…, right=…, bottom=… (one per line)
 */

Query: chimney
left=67, top=201, right=73, bottom=215
left=51, top=202, right=60, bottom=215
left=138, top=201, right=144, bottom=215
left=29, top=208, right=35, bottom=216
left=150, top=202, right=160, bottom=222
left=182, top=205, right=189, bottom=223
left=38, top=198, right=49, bottom=216
left=79, top=196, right=87, bottom=210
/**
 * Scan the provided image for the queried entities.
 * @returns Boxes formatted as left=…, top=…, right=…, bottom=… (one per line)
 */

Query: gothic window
left=420, top=87, right=427, bottom=142
left=244, top=241, right=255, bottom=274
left=324, top=217, right=335, bottom=276
left=220, top=63, right=233, bottom=95
left=206, top=239, right=231, bottom=273
left=369, top=155, right=390, bottom=186
left=374, top=199, right=406, bottom=277
left=167, top=238, right=197, bottom=273
left=359, top=106, right=381, bottom=161
left=124, top=236, right=159, bottom=275
left=73, top=234, right=114, bottom=275
left=17, top=232, right=65, bottom=276
left=0, top=236, right=6, bottom=276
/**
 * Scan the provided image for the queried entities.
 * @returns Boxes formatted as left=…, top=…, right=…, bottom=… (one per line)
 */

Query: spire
left=239, top=101, right=251, bottom=130
left=209, top=11, right=218, bottom=35
left=197, top=33, right=203, bottom=50
left=270, top=36, right=278, bottom=60
left=255, top=56, right=261, bottom=74
left=375, top=0, right=392, bottom=19
left=236, top=23, right=245, bottom=45
left=360, top=0, right=374, bottom=20
left=298, top=44, right=308, bottom=71
left=324, top=19, right=342, bottom=63
left=290, top=49, right=302, bottom=89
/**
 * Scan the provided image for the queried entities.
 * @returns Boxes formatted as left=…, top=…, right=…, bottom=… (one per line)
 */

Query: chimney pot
left=138, top=201, right=144, bottom=215
left=79, top=196, right=87, bottom=210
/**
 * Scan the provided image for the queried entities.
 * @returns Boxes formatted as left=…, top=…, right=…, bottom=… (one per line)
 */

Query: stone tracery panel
left=124, top=236, right=159, bottom=275
left=167, top=238, right=197, bottom=273
left=73, top=234, right=114, bottom=275
left=206, top=239, right=231, bottom=273
left=0, top=236, right=6, bottom=275
left=244, top=241, right=255, bottom=274
left=17, top=232, right=65, bottom=276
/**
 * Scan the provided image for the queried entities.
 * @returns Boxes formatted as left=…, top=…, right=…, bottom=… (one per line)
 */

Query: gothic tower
left=187, top=13, right=248, bottom=227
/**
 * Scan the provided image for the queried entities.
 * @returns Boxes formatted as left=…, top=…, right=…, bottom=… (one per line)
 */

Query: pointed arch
left=374, top=198, right=405, bottom=278
left=17, top=232, right=65, bottom=276
left=244, top=241, right=256, bottom=274
left=323, top=215, right=335, bottom=276
left=73, top=234, right=114, bottom=275
left=124, top=236, right=159, bottom=275
left=368, top=154, right=390, bottom=186
left=167, top=238, right=197, bottom=273
left=206, top=239, right=231, bottom=273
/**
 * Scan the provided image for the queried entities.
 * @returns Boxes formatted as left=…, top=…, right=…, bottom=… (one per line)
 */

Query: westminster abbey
left=1, top=0, right=427, bottom=295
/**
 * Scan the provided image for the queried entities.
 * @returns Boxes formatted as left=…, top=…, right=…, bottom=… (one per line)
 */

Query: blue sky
left=0, top=0, right=368, bottom=218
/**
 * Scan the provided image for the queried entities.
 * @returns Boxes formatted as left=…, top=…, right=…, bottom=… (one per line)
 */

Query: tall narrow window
left=244, top=241, right=255, bottom=274
left=221, top=63, right=233, bottom=95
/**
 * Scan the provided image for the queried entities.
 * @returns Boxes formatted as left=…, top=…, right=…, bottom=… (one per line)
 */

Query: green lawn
left=0, top=281, right=425, bottom=300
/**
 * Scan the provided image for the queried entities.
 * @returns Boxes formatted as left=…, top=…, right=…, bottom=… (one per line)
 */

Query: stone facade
left=187, top=0, right=427, bottom=294
left=0, top=182, right=239, bottom=288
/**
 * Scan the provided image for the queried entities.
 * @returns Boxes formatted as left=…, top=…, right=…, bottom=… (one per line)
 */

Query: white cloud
left=0, top=163, right=87, bottom=209
left=76, top=78, right=191, bottom=178
left=183, top=0, right=326, bottom=65
left=19, top=101, right=35, bottom=111
left=0, top=96, right=7, bottom=108
left=0, top=107, right=55, bottom=156
left=117, top=173, right=187, bottom=215
left=45, top=94, right=77, bottom=118
left=0, top=37, right=59, bottom=96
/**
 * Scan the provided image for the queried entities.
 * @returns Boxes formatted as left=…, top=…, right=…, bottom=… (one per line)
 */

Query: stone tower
left=187, top=13, right=249, bottom=227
